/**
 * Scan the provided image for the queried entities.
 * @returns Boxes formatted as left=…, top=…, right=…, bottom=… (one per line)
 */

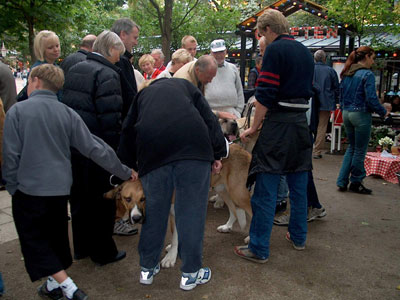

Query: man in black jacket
left=60, top=34, right=96, bottom=75
left=111, top=18, right=140, bottom=119
left=118, top=78, right=228, bottom=290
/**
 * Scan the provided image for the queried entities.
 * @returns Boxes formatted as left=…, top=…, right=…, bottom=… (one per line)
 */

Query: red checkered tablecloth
left=364, top=152, right=400, bottom=184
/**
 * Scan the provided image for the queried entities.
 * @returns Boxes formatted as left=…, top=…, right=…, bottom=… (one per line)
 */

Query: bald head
left=195, top=55, right=218, bottom=84
left=259, top=36, right=268, bottom=57
left=80, top=34, right=97, bottom=52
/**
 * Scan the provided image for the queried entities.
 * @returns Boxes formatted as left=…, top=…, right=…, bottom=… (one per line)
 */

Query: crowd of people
left=0, top=7, right=393, bottom=300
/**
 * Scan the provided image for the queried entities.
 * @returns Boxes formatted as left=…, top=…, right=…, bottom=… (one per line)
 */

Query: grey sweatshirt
left=2, top=89, right=131, bottom=196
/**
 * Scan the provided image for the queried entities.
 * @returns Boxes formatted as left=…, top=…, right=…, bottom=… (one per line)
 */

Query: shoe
left=180, top=267, right=212, bottom=291
left=273, top=213, right=289, bottom=226
left=37, top=282, right=64, bottom=300
left=233, top=245, right=268, bottom=263
left=313, top=154, right=322, bottom=159
left=65, top=289, right=88, bottom=300
left=93, top=250, right=126, bottom=266
left=140, top=263, right=160, bottom=285
left=349, top=182, right=372, bottom=194
left=275, top=200, right=287, bottom=214
left=285, top=232, right=305, bottom=251
left=307, top=207, right=327, bottom=222
left=113, top=219, right=138, bottom=236
left=338, top=185, right=347, bottom=192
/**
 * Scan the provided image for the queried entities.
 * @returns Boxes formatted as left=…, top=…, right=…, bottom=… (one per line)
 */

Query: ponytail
left=340, top=46, right=375, bottom=79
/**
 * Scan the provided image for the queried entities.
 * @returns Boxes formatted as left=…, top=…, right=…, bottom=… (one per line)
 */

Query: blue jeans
left=138, top=160, right=210, bottom=273
left=337, top=111, right=371, bottom=187
left=277, top=175, right=288, bottom=204
left=249, top=172, right=308, bottom=259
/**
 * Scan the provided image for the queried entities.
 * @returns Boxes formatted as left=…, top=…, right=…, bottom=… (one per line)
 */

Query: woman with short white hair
left=157, top=48, right=193, bottom=79
left=61, top=30, right=132, bottom=266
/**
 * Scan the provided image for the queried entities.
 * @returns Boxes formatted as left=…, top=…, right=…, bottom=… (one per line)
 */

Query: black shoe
left=338, top=185, right=347, bottom=192
left=93, top=250, right=126, bottom=266
left=66, top=289, right=88, bottom=300
left=313, top=154, right=322, bottom=159
left=349, top=182, right=372, bottom=194
left=37, top=283, right=64, bottom=300
left=275, top=200, right=287, bottom=214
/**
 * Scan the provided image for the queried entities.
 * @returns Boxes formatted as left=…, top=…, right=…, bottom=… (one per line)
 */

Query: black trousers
left=12, top=191, right=71, bottom=282
left=70, top=154, right=118, bottom=263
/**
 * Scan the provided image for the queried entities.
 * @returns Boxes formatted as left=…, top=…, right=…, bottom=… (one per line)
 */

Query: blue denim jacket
left=339, top=67, right=386, bottom=116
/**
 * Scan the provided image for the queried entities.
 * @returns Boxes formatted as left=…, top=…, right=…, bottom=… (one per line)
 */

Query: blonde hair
left=34, top=30, right=60, bottom=62
left=139, top=54, right=155, bottom=68
left=257, top=9, right=289, bottom=36
left=93, top=30, right=125, bottom=58
left=29, top=64, right=64, bottom=92
left=181, top=35, right=197, bottom=48
left=171, top=49, right=193, bottom=65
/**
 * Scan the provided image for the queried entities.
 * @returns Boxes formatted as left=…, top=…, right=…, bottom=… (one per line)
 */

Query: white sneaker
left=180, top=267, right=212, bottom=291
left=140, top=263, right=160, bottom=285
left=307, top=207, right=327, bottom=222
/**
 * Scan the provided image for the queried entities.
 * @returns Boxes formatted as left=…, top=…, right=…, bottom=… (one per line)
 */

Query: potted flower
left=378, top=136, right=394, bottom=152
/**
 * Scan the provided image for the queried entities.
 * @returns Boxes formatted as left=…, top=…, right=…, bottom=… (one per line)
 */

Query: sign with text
left=290, top=26, right=338, bottom=39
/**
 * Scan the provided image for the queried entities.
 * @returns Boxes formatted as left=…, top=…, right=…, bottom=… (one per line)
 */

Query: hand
left=130, top=169, right=138, bottom=181
left=217, top=111, right=237, bottom=120
left=212, top=160, right=222, bottom=174
left=240, top=127, right=257, bottom=143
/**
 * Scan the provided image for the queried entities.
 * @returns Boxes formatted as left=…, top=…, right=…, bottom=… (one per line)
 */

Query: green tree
left=328, top=0, right=400, bottom=48
left=0, top=0, right=124, bottom=63
left=129, top=0, right=243, bottom=61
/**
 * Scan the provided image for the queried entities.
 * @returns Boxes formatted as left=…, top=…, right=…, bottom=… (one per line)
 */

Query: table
left=364, top=152, right=400, bottom=184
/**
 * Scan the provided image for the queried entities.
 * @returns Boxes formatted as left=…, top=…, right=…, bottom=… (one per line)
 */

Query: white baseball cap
left=210, top=39, right=226, bottom=52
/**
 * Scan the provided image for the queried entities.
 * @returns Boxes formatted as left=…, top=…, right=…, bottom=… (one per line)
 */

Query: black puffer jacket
left=62, top=53, right=123, bottom=150
left=60, top=49, right=88, bottom=75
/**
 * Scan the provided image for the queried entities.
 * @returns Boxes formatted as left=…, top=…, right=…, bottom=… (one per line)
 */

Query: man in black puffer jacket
left=62, top=30, right=134, bottom=267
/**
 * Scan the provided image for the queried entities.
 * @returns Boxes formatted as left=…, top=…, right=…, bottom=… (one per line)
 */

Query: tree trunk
left=162, top=0, right=173, bottom=62
left=28, top=0, right=36, bottom=63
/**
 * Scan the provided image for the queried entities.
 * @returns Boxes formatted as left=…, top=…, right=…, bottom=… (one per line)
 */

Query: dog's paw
left=161, top=249, right=177, bottom=268
left=213, top=198, right=225, bottom=209
left=217, top=224, right=232, bottom=233
left=244, top=236, right=250, bottom=244
left=208, top=194, right=219, bottom=203
left=165, top=244, right=171, bottom=252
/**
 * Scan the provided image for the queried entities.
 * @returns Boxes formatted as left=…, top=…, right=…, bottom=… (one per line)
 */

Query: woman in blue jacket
left=337, top=46, right=387, bottom=194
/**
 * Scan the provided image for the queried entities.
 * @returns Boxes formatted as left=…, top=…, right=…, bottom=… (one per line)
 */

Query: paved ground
left=0, top=152, right=399, bottom=300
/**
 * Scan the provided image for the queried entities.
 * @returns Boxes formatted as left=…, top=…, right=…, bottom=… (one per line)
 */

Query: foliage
left=0, top=0, right=124, bottom=63
left=327, top=0, right=400, bottom=47
left=128, top=0, right=242, bottom=61
left=370, top=125, right=396, bottom=147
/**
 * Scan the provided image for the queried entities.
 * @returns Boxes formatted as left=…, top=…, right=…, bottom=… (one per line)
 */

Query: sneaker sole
left=113, top=229, right=138, bottom=236
left=307, top=211, right=327, bottom=222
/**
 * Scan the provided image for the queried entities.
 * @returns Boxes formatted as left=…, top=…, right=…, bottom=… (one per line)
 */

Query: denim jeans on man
left=138, top=160, right=210, bottom=273
left=336, top=111, right=371, bottom=187
left=249, top=171, right=308, bottom=259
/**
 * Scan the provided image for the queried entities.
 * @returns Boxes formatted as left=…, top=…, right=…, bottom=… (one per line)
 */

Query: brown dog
left=104, top=180, right=146, bottom=224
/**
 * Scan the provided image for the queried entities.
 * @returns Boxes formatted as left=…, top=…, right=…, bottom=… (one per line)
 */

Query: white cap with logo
left=210, top=39, right=226, bottom=52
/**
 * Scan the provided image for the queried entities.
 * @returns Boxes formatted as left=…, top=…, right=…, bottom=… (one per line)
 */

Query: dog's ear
left=104, top=182, right=125, bottom=199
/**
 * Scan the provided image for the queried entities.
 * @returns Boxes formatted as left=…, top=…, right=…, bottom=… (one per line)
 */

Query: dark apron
left=247, top=110, right=312, bottom=187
